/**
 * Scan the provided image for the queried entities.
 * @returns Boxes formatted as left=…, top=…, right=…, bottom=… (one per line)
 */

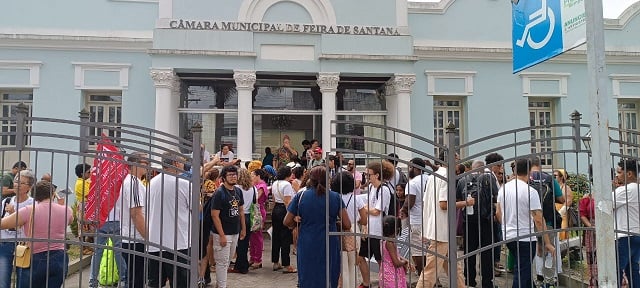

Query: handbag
left=250, top=187, right=263, bottom=232
left=14, top=205, right=35, bottom=268
left=567, top=206, right=580, bottom=228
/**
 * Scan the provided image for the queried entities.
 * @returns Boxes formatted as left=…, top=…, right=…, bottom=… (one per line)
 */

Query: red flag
left=84, top=134, right=129, bottom=228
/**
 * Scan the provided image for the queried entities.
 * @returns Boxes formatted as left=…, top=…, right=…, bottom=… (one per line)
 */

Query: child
left=380, top=216, right=411, bottom=288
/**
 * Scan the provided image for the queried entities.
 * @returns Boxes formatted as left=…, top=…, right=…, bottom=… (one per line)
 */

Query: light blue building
left=1, top=0, right=639, bottom=172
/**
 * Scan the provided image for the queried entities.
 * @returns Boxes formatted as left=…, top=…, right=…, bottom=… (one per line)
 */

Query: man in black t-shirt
left=209, top=165, right=246, bottom=288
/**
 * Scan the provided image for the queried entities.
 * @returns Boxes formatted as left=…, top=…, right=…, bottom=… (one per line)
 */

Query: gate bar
left=446, top=122, right=458, bottom=288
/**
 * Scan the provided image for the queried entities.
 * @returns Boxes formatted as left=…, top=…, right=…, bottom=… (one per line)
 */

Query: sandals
left=250, top=263, right=263, bottom=270
left=282, top=266, right=297, bottom=274
left=272, top=263, right=283, bottom=271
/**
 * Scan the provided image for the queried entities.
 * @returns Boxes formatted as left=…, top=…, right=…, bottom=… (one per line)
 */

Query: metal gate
left=331, top=110, right=632, bottom=287
left=0, top=104, right=203, bottom=287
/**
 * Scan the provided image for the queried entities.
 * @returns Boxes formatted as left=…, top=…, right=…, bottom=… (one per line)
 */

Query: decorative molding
left=425, top=70, right=475, bottom=96
left=384, top=81, right=395, bottom=96
left=0, top=29, right=152, bottom=52
left=110, top=0, right=158, bottom=3
left=392, top=74, right=416, bottom=94
left=148, top=49, right=257, bottom=57
left=319, top=54, right=417, bottom=61
left=407, top=0, right=456, bottom=14
left=519, top=72, right=570, bottom=98
left=604, top=1, right=640, bottom=30
left=233, top=70, right=257, bottom=90
left=611, top=74, right=640, bottom=98
left=317, top=72, right=340, bottom=93
left=150, top=68, right=175, bottom=89
left=0, top=60, right=42, bottom=88
left=73, top=62, right=130, bottom=90
left=413, top=45, right=640, bottom=64
left=238, top=0, right=337, bottom=25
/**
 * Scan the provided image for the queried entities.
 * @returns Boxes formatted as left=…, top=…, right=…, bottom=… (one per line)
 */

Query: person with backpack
left=416, top=151, right=469, bottom=288
left=528, top=157, right=565, bottom=287
left=356, top=161, right=393, bottom=288
left=387, top=153, right=409, bottom=188
left=457, top=154, right=503, bottom=288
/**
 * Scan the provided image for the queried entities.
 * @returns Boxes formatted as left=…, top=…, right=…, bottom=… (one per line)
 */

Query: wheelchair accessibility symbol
left=515, top=0, right=555, bottom=49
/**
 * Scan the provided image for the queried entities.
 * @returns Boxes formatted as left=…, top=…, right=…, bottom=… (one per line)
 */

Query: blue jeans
left=617, top=236, right=640, bottom=288
left=16, top=249, right=68, bottom=288
left=89, top=221, right=127, bottom=287
left=0, top=242, right=15, bottom=288
left=507, top=241, right=536, bottom=288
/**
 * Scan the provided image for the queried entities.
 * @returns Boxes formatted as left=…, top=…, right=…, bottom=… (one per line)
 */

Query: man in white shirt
left=120, top=152, right=149, bottom=288
left=400, top=158, right=428, bottom=275
left=147, top=152, right=192, bottom=288
left=356, top=161, right=392, bottom=288
left=417, top=152, right=469, bottom=288
left=496, top=158, right=554, bottom=288
left=613, top=159, right=640, bottom=287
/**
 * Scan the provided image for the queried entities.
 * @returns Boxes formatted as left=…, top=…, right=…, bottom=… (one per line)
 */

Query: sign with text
left=167, top=19, right=403, bottom=36
left=512, top=0, right=586, bottom=73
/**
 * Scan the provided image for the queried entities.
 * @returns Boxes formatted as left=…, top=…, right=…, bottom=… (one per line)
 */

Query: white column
left=150, top=68, right=178, bottom=136
left=385, top=80, right=398, bottom=156
left=234, top=70, right=256, bottom=162
left=388, top=74, right=416, bottom=162
left=317, top=72, right=340, bottom=153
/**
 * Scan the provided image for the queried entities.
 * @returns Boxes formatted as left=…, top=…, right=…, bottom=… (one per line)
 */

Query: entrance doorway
left=252, top=114, right=321, bottom=160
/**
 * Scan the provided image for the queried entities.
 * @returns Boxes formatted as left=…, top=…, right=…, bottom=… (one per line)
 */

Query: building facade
left=2, top=0, right=640, bottom=170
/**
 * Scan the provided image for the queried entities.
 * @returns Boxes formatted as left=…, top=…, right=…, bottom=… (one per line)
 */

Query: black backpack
left=375, top=182, right=398, bottom=217
left=529, top=172, right=562, bottom=229
left=462, top=173, right=494, bottom=220
left=397, top=167, right=409, bottom=185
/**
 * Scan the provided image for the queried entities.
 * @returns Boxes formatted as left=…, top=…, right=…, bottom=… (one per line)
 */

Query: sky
left=409, top=0, right=638, bottom=19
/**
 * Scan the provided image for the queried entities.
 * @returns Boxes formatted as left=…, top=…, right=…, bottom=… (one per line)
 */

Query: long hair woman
left=284, top=166, right=351, bottom=288
left=1, top=179, right=73, bottom=288
left=232, top=168, right=254, bottom=273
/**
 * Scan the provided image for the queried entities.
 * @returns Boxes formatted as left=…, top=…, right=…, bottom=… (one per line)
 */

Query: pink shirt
left=255, top=180, right=269, bottom=206
left=17, top=202, right=73, bottom=254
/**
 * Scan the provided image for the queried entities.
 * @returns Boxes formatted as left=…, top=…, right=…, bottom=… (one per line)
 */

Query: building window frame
left=0, top=91, right=33, bottom=146
left=520, top=72, right=569, bottom=98
left=85, top=91, right=122, bottom=143
left=617, top=100, right=640, bottom=157
left=528, top=99, right=555, bottom=168
left=433, top=97, right=464, bottom=157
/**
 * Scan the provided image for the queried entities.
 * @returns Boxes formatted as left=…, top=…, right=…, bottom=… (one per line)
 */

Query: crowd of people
left=0, top=133, right=639, bottom=288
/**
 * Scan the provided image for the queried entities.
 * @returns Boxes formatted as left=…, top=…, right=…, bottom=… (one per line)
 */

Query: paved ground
left=62, top=238, right=573, bottom=288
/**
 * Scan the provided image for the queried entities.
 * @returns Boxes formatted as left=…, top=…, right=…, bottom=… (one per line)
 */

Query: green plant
left=567, top=172, right=590, bottom=202
left=70, top=202, right=79, bottom=238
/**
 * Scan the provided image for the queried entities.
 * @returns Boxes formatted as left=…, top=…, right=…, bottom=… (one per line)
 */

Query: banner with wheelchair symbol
left=512, top=0, right=586, bottom=73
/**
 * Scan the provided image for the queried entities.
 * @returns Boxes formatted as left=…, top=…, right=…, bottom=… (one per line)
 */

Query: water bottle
left=466, top=194, right=474, bottom=215
left=544, top=252, right=553, bottom=269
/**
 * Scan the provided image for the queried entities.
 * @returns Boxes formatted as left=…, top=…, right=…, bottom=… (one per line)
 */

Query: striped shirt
left=119, top=174, right=145, bottom=242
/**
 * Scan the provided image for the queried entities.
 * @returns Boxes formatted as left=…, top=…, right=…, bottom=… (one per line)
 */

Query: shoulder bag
left=14, top=204, right=35, bottom=268
left=250, top=187, right=263, bottom=232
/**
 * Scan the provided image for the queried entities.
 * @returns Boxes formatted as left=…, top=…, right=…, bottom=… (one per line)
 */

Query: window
left=618, top=101, right=639, bottom=157
left=1, top=92, right=33, bottom=146
left=179, top=81, right=239, bottom=153
left=529, top=100, right=554, bottom=167
left=86, top=93, right=122, bottom=141
left=433, top=98, right=462, bottom=156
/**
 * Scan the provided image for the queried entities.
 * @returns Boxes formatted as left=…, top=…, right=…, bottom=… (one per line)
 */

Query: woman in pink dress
left=249, top=168, right=269, bottom=269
